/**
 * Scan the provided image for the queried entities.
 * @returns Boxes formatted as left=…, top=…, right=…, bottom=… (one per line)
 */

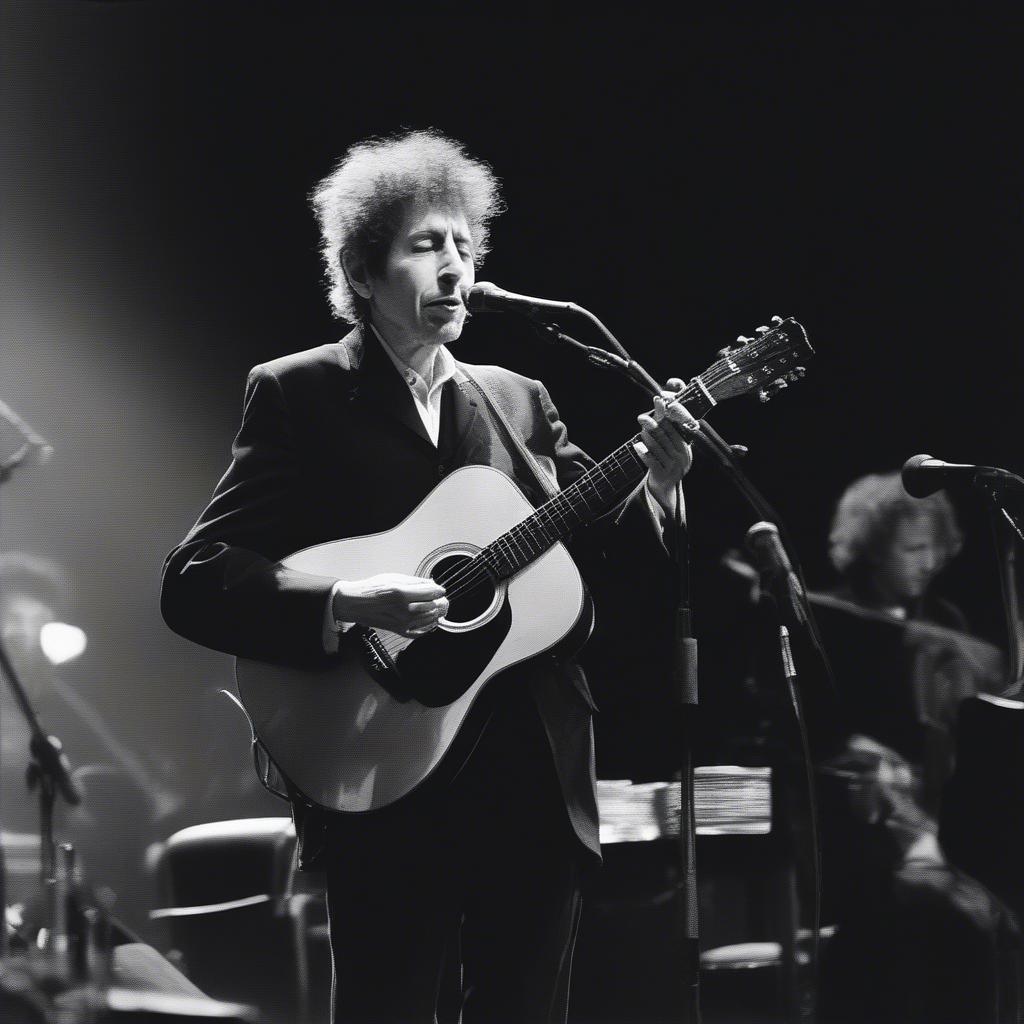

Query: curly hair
left=828, top=471, right=963, bottom=580
left=309, top=129, right=504, bottom=322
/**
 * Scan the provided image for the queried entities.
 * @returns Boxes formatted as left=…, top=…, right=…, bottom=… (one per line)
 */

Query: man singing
left=160, top=130, right=696, bottom=1023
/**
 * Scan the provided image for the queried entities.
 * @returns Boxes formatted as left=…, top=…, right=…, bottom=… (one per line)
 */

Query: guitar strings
left=377, top=500, right=588, bottom=657
left=377, top=476, right=612, bottom=658
left=419, top=440, right=637, bottom=591
left=375, top=346, right=787, bottom=657
left=423, top=444, right=638, bottom=600
left=420, top=334, right=791, bottom=607
left=412, top=361, right=746, bottom=606
left=372, top=452, right=643, bottom=659
left=376, top=375, right=721, bottom=657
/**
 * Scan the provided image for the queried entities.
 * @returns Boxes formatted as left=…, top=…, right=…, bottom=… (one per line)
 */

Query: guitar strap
left=455, top=366, right=561, bottom=501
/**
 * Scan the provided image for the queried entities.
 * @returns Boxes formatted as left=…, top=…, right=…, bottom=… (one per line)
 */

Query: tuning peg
left=758, top=379, right=789, bottom=402
left=733, top=335, right=753, bottom=348
left=770, top=315, right=784, bottom=325
left=755, top=325, right=770, bottom=335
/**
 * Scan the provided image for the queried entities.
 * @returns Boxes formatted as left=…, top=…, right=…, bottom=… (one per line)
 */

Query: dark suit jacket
left=160, top=325, right=668, bottom=866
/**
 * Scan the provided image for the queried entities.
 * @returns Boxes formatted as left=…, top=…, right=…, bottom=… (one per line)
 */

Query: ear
left=341, top=250, right=373, bottom=300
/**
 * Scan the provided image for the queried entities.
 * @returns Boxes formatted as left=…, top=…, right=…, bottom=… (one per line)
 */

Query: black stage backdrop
left=1, top=0, right=1022, bottom=904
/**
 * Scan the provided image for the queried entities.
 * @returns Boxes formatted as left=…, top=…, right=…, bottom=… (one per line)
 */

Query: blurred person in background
left=807, top=473, right=1017, bottom=1024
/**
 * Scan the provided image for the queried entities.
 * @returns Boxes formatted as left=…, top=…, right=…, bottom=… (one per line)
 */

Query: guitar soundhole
left=430, top=554, right=495, bottom=626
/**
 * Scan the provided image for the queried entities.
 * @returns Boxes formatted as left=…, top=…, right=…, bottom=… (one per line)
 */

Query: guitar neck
left=482, top=377, right=716, bottom=580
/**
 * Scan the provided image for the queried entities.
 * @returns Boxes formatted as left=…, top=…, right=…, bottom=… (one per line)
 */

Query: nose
left=437, top=236, right=467, bottom=288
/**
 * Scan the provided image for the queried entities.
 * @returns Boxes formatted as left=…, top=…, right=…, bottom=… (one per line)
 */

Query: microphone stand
left=0, top=638, right=83, bottom=971
left=0, top=435, right=54, bottom=963
left=0, top=436, right=83, bottom=987
left=755, top=584, right=818, bottom=1022
left=536, top=318, right=836, bottom=689
left=0, top=444, right=41, bottom=962
left=691, top=421, right=834, bottom=1023
left=529, top=316, right=831, bottom=1022
left=528, top=317, right=701, bottom=1024
left=971, top=472, right=1024, bottom=689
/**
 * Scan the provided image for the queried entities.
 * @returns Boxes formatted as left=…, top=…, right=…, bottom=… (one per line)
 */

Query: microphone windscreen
left=745, top=521, right=780, bottom=554
left=745, top=521, right=786, bottom=574
left=901, top=454, right=940, bottom=498
left=465, top=282, right=502, bottom=312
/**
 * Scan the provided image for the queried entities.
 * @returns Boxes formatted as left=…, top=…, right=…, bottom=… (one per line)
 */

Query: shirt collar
left=369, top=323, right=456, bottom=393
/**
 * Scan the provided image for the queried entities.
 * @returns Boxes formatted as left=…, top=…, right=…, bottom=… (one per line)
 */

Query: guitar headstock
left=695, top=317, right=813, bottom=406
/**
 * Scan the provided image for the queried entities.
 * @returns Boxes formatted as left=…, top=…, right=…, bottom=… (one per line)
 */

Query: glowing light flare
left=39, top=622, right=87, bottom=665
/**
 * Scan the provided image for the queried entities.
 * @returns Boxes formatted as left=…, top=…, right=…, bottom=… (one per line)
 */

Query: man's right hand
left=331, top=574, right=448, bottom=638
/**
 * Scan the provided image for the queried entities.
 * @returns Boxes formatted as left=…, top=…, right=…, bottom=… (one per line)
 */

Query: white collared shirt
left=370, top=323, right=456, bottom=447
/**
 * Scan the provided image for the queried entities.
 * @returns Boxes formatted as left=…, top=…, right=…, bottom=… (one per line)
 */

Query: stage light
left=39, top=622, right=87, bottom=666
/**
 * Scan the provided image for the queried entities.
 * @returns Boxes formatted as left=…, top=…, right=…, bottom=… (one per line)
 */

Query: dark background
left=1, top=0, right=1021, bottom=905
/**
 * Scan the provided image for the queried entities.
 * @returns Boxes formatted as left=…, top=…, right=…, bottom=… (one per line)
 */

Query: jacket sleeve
left=160, top=365, right=337, bottom=666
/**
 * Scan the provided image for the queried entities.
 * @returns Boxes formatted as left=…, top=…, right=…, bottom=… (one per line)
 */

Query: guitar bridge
left=357, top=627, right=414, bottom=703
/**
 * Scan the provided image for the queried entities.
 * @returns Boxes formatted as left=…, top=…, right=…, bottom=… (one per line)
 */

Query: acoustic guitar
left=236, top=320, right=813, bottom=813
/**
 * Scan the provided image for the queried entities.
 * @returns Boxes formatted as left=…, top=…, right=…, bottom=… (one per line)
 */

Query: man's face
left=366, top=204, right=475, bottom=351
left=871, top=515, right=942, bottom=606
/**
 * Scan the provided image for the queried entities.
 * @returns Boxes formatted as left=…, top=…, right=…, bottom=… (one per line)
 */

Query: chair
left=148, top=817, right=329, bottom=1024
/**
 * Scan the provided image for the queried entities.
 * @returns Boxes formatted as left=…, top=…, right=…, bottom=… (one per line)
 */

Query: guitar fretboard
left=480, top=377, right=714, bottom=580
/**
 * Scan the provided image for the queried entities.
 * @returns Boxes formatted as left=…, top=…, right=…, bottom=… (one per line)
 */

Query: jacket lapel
left=445, top=378, right=480, bottom=462
left=343, top=326, right=433, bottom=449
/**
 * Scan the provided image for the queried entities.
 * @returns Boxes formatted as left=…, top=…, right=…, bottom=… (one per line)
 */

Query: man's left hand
left=636, top=377, right=699, bottom=510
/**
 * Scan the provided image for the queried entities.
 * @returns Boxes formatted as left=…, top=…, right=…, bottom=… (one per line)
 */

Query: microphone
left=465, top=281, right=576, bottom=317
left=745, top=521, right=806, bottom=628
left=0, top=398, right=54, bottom=464
left=901, top=454, right=1024, bottom=499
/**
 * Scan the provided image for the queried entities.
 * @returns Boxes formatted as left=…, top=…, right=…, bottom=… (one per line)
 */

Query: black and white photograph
left=1, top=5, right=1022, bottom=1022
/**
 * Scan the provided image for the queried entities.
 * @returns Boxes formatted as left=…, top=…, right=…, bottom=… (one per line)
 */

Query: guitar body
left=235, top=465, right=589, bottom=814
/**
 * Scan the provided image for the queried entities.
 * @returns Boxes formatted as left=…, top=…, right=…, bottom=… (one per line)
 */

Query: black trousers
left=325, top=686, right=585, bottom=1024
